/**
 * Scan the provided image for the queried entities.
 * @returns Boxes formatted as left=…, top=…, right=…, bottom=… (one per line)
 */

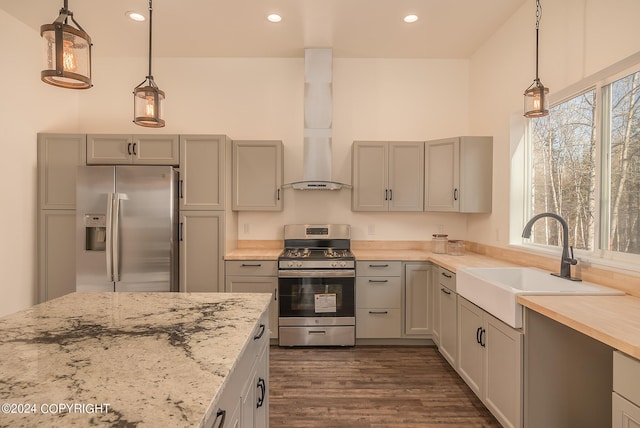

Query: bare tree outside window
left=608, top=71, right=640, bottom=254
left=529, top=90, right=596, bottom=251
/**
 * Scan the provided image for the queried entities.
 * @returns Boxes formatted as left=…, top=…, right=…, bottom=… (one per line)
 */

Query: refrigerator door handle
left=106, top=192, right=115, bottom=282
left=112, top=193, right=129, bottom=282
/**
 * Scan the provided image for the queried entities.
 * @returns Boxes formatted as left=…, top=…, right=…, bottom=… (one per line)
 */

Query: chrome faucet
left=522, top=212, right=581, bottom=281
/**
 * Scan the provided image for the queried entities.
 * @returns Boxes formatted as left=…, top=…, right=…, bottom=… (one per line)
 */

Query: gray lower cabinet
left=437, top=267, right=458, bottom=367
left=209, top=309, right=269, bottom=428
left=356, top=261, right=402, bottom=338
left=179, top=211, right=224, bottom=292
left=458, top=296, right=523, bottom=428
left=232, top=140, right=283, bottom=211
left=38, top=210, right=77, bottom=302
left=613, top=351, right=640, bottom=427
left=404, top=263, right=432, bottom=337
left=225, top=260, right=279, bottom=339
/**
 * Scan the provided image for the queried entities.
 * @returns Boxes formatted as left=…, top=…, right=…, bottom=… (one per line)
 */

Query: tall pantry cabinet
left=37, top=134, right=86, bottom=302
left=179, top=135, right=237, bottom=292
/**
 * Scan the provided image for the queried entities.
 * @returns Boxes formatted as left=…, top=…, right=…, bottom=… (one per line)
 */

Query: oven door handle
left=278, top=269, right=355, bottom=278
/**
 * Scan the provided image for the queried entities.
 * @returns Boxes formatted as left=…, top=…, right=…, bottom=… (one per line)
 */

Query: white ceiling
left=0, top=0, right=526, bottom=58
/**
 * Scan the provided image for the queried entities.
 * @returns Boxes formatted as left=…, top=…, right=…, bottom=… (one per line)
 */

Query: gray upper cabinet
left=179, top=135, right=230, bottom=211
left=424, top=136, right=492, bottom=213
left=352, top=141, right=424, bottom=212
left=38, top=133, right=86, bottom=210
left=232, top=140, right=283, bottom=211
left=87, top=134, right=179, bottom=165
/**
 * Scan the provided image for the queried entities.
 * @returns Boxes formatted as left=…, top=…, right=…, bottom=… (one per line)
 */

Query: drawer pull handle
left=368, top=279, right=389, bottom=283
left=369, top=311, right=389, bottom=315
left=256, top=378, right=266, bottom=408
left=309, top=330, right=326, bottom=335
left=441, top=272, right=453, bottom=279
left=253, top=323, right=266, bottom=340
left=241, top=263, right=262, bottom=267
left=440, top=287, right=451, bottom=295
left=369, top=264, right=389, bottom=268
left=213, top=409, right=226, bottom=428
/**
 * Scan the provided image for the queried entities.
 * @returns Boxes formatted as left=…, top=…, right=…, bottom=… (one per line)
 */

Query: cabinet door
left=39, top=210, right=76, bottom=302
left=179, top=211, right=224, bottom=292
left=484, top=313, right=523, bottom=428
left=133, top=135, right=179, bottom=165
left=226, top=276, right=278, bottom=339
left=438, top=285, right=458, bottom=367
left=404, top=263, right=431, bottom=336
left=459, top=136, right=493, bottom=213
left=180, top=135, right=228, bottom=210
left=352, top=141, right=388, bottom=211
left=457, top=297, right=484, bottom=397
left=388, top=142, right=424, bottom=211
left=87, top=134, right=133, bottom=164
left=613, top=392, right=640, bottom=428
left=424, top=137, right=460, bottom=211
left=254, top=343, right=269, bottom=428
left=232, top=141, right=283, bottom=211
left=38, top=133, right=86, bottom=210
left=431, top=267, right=441, bottom=345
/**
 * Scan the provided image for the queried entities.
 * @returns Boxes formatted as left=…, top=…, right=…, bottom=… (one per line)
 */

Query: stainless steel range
left=278, top=224, right=355, bottom=346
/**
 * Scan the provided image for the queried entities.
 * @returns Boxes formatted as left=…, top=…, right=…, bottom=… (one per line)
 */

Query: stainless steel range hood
left=287, top=48, right=350, bottom=191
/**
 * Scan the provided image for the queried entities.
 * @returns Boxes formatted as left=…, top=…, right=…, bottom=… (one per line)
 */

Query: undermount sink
left=456, top=267, right=624, bottom=328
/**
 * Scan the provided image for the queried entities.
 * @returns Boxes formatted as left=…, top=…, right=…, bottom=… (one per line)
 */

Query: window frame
left=515, top=53, right=640, bottom=271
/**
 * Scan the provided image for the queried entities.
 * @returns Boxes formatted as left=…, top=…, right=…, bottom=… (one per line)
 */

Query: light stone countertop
left=224, top=248, right=282, bottom=261
left=0, top=292, right=271, bottom=427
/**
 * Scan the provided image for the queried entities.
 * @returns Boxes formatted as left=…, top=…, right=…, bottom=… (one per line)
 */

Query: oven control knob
left=296, top=261, right=303, bottom=268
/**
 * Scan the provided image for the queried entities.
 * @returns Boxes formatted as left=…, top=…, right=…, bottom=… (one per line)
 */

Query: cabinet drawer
left=243, top=309, right=270, bottom=361
left=356, top=277, right=401, bottom=308
left=356, top=261, right=402, bottom=277
left=356, top=308, right=402, bottom=338
left=438, top=266, right=456, bottom=292
left=226, top=260, right=277, bottom=276
left=614, top=351, right=640, bottom=405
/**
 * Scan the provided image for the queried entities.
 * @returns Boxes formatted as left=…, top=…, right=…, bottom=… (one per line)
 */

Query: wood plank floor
left=269, top=345, right=501, bottom=428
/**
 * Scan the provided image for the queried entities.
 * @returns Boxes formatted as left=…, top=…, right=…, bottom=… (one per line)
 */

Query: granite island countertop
left=0, top=292, right=271, bottom=428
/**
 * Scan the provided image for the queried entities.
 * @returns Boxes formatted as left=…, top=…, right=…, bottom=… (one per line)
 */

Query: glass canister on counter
left=447, top=240, right=465, bottom=256
left=432, top=234, right=448, bottom=254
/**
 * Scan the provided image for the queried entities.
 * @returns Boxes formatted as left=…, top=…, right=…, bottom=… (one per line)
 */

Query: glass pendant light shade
left=134, top=82, right=165, bottom=127
left=524, top=79, right=549, bottom=118
left=40, top=2, right=92, bottom=89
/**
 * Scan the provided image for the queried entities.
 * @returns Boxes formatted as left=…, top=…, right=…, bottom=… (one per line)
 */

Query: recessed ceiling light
left=404, top=14, right=419, bottom=23
left=267, top=14, right=282, bottom=23
left=126, top=11, right=146, bottom=22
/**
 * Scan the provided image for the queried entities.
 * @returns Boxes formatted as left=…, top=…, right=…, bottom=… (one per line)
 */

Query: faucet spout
left=522, top=212, right=581, bottom=281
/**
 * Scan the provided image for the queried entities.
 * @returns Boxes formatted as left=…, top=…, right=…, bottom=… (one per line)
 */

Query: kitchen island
left=0, top=292, right=271, bottom=427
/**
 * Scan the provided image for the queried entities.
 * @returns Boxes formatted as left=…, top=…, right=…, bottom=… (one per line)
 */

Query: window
left=526, top=66, right=640, bottom=259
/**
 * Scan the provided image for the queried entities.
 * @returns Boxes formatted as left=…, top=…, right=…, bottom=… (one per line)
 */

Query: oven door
left=278, top=270, right=355, bottom=319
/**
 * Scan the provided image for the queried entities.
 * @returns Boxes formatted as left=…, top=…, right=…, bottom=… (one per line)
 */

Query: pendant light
left=523, top=0, right=549, bottom=118
left=133, top=0, right=165, bottom=128
left=40, top=0, right=92, bottom=89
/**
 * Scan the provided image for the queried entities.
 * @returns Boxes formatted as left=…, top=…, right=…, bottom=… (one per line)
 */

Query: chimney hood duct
left=287, top=48, right=350, bottom=190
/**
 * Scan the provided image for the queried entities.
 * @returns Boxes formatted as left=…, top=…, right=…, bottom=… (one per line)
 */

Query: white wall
left=79, top=56, right=472, bottom=241
left=0, top=10, right=80, bottom=316
left=467, top=0, right=640, bottom=247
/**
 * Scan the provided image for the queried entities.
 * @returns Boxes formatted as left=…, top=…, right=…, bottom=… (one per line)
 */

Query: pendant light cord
left=147, top=0, right=153, bottom=80
left=535, top=0, right=542, bottom=81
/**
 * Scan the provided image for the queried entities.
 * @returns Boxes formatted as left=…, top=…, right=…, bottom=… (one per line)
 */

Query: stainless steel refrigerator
left=76, top=165, right=178, bottom=292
